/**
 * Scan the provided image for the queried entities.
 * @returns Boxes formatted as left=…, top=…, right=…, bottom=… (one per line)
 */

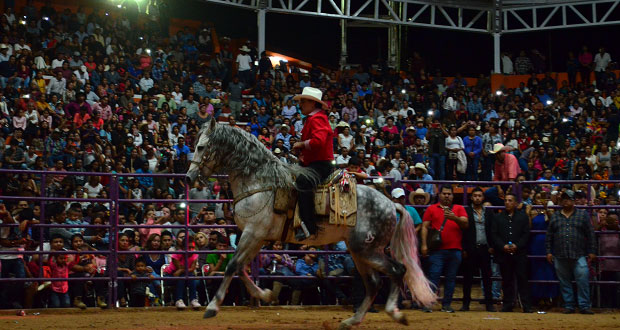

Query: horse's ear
left=209, top=116, right=216, bottom=130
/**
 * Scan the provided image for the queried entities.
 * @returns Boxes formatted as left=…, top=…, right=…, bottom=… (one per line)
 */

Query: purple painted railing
left=0, top=170, right=619, bottom=307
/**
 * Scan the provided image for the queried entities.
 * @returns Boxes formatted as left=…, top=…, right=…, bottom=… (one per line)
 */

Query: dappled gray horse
left=186, top=118, right=435, bottom=329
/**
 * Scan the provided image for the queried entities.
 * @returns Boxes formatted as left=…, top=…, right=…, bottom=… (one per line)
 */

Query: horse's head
left=186, top=117, right=217, bottom=185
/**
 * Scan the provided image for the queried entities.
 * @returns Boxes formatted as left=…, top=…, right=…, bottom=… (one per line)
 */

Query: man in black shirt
left=461, top=188, right=496, bottom=312
left=490, top=193, right=532, bottom=313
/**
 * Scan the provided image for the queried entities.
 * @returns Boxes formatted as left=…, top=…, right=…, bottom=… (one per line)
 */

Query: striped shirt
left=545, top=208, right=596, bottom=259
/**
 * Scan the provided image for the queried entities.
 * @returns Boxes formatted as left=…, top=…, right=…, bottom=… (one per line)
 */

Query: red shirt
left=422, top=203, right=467, bottom=250
left=301, top=109, right=334, bottom=166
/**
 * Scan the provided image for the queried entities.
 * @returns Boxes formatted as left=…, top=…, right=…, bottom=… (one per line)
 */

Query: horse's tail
left=391, top=203, right=437, bottom=307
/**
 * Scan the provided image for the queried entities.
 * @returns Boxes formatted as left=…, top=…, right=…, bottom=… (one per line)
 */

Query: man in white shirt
left=139, top=72, right=154, bottom=93
left=236, top=46, right=253, bottom=85
left=51, top=53, right=65, bottom=69
left=399, top=100, right=415, bottom=118
left=13, top=38, right=31, bottom=55
left=594, top=47, right=612, bottom=87
left=335, top=148, right=351, bottom=168
left=46, top=71, right=66, bottom=96
left=501, top=52, right=514, bottom=74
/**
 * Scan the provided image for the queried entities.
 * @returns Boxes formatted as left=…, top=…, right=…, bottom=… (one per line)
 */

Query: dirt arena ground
left=1, top=305, right=619, bottom=330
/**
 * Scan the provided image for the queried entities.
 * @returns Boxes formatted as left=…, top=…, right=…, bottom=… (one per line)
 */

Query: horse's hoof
left=203, top=309, right=217, bottom=319
left=337, top=321, right=353, bottom=330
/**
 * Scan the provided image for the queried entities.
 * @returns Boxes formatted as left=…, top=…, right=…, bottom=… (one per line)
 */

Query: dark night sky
left=174, top=1, right=620, bottom=76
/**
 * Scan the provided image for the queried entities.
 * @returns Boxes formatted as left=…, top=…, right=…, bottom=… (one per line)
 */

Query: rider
left=292, top=87, right=334, bottom=240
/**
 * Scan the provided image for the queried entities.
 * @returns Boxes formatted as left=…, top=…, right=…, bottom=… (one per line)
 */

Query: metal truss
left=502, top=0, right=620, bottom=33
left=203, top=0, right=620, bottom=33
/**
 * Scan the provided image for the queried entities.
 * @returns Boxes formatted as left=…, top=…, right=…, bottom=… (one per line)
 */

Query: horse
left=186, top=117, right=435, bottom=329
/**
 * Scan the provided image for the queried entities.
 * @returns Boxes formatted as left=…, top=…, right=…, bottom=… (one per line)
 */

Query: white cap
left=391, top=188, right=405, bottom=199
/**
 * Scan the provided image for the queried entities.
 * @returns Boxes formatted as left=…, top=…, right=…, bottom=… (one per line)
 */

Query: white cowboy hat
left=239, top=45, right=251, bottom=52
left=489, top=143, right=512, bottom=154
left=412, top=163, right=427, bottom=173
left=293, top=87, right=328, bottom=108
left=336, top=121, right=350, bottom=128
left=409, top=188, right=430, bottom=205
left=406, top=126, right=416, bottom=132
left=273, top=148, right=282, bottom=154
left=391, top=188, right=405, bottom=199
left=527, top=115, right=536, bottom=121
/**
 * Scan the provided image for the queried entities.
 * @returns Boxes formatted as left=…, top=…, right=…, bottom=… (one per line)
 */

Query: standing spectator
left=490, top=193, right=532, bottom=313
left=427, top=119, right=447, bottom=180
left=0, top=203, right=26, bottom=309
left=463, top=126, right=482, bottom=181
left=460, top=188, right=496, bottom=312
left=236, top=46, right=253, bottom=85
left=527, top=202, right=558, bottom=311
left=481, top=124, right=503, bottom=181
left=420, top=185, right=468, bottom=313
left=545, top=190, right=596, bottom=314
left=487, top=143, right=520, bottom=206
left=514, top=51, right=532, bottom=75
left=594, top=47, right=612, bottom=87
left=578, top=45, right=593, bottom=85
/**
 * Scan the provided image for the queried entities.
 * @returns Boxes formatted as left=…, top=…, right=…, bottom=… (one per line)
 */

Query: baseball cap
left=391, top=188, right=405, bottom=199
left=561, top=190, right=575, bottom=200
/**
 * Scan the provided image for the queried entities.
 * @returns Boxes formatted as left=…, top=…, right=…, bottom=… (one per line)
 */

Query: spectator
left=490, top=193, right=532, bottom=313
left=129, top=257, right=155, bottom=307
left=163, top=231, right=200, bottom=310
left=421, top=185, right=468, bottom=313
left=460, top=188, right=496, bottom=312
left=545, top=190, right=596, bottom=314
left=578, top=45, right=593, bottom=85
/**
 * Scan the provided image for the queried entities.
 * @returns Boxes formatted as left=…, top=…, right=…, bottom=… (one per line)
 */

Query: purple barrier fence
left=0, top=170, right=619, bottom=307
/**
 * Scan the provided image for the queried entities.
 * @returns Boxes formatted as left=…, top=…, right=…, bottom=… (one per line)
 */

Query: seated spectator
left=291, top=247, right=319, bottom=305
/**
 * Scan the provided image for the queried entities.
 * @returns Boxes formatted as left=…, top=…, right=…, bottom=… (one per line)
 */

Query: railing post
left=184, top=180, right=190, bottom=285
left=462, top=182, right=468, bottom=206
left=109, top=174, right=119, bottom=307
left=38, top=174, right=46, bottom=278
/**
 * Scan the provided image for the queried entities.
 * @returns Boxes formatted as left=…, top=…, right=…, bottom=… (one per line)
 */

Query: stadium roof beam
left=203, top=0, right=620, bottom=71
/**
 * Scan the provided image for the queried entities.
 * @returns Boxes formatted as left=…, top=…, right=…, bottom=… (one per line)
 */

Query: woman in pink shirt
left=139, top=210, right=161, bottom=247
left=12, top=109, right=27, bottom=130
left=578, top=45, right=593, bottom=85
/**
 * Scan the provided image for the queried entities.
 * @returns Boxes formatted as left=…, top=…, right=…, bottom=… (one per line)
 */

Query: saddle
left=274, top=170, right=358, bottom=239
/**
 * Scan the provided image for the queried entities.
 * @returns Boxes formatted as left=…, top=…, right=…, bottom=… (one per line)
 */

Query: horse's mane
left=201, top=123, right=319, bottom=189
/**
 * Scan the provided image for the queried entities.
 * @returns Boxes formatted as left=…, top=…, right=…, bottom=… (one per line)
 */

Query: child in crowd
left=163, top=232, right=200, bottom=310
left=49, top=253, right=71, bottom=308
left=130, top=257, right=155, bottom=307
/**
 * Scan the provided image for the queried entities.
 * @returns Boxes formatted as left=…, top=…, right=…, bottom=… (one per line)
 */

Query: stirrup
left=295, top=222, right=311, bottom=241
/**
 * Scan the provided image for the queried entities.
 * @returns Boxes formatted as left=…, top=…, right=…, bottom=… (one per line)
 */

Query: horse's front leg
left=204, top=229, right=268, bottom=318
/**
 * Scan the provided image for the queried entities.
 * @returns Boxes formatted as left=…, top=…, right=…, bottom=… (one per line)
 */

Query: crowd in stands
left=0, top=0, right=619, bottom=313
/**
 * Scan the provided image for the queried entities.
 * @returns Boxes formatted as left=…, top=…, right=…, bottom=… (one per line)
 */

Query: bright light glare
left=495, top=90, right=503, bottom=96
left=546, top=100, right=553, bottom=105
left=117, top=4, right=122, bottom=8
left=269, top=56, right=288, bottom=63
left=179, top=203, right=186, bottom=209
left=427, top=110, right=434, bottom=116
left=401, top=89, right=406, bottom=94
left=145, top=49, right=151, bottom=54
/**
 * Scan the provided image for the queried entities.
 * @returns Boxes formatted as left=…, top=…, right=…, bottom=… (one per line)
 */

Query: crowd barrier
left=0, top=170, right=619, bottom=307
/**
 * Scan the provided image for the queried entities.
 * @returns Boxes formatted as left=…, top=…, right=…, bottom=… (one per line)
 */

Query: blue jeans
left=429, top=153, right=446, bottom=180
left=50, top=292, right=70, bottom=308
left=554, top=257, right=591, bottom=310
left=427, top=249, right=462, bottom=307
left=164, top=273, right=197, bottom=302
left=466, top=156, right=480, bottom=181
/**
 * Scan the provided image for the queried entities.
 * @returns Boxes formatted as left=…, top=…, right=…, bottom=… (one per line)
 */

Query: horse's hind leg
left=204, top=230, right=270, bottom=318
left=339, top=254, right=381, bottom=330
left=381, top=257, right=408, bottom=325
left=351, top=252, right=409, bottom=326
